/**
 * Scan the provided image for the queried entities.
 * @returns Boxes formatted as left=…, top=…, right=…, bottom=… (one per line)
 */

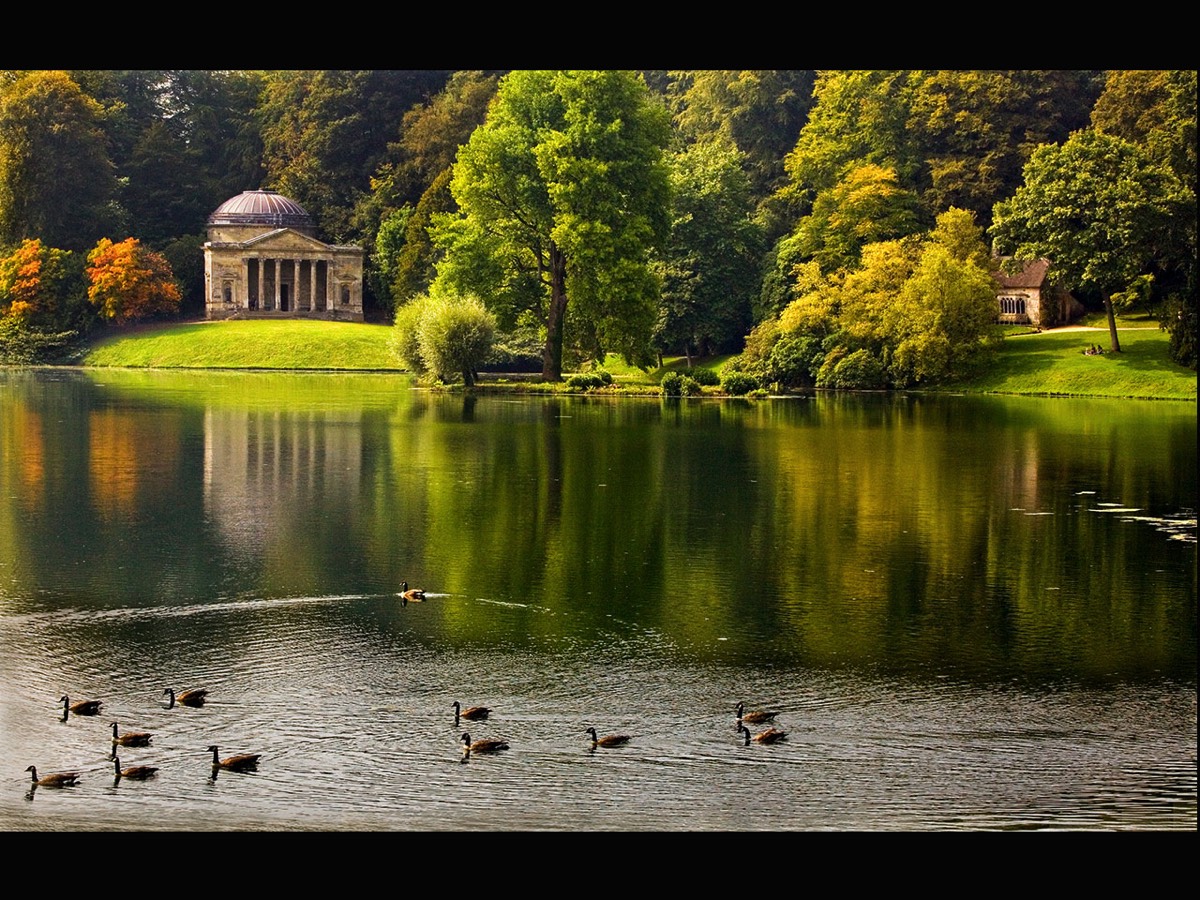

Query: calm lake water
left=1, top=368, right=1194, bottom=831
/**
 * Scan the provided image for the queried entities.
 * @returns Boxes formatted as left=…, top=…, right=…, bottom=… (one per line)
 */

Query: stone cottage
left=994, top=257, right=1083, bottom=327
left=203, top=190, right=364, bottom=321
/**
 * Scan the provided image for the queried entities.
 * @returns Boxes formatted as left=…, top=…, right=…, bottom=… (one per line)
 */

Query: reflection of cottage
left=994, top=257, right=1083, bottom=327
left=203, top=190, right=364, bottom=321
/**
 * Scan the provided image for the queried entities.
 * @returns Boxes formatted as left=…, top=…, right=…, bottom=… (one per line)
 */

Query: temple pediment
left=239, top=228, right=336, bottom=253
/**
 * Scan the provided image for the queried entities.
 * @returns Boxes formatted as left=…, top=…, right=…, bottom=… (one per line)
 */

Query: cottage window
left=999, top=296, right=1027, bottom=316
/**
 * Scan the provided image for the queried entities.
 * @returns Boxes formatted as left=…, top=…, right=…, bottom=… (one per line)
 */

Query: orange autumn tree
left=85, top=237, right=181, bottom=325
left=0, top=238, right=78, bottom=327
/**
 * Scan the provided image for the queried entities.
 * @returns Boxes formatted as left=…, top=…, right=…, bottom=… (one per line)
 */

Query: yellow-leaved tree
left=85, top=237, right=181, bottom=325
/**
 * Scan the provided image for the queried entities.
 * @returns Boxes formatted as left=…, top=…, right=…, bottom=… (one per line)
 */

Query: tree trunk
left=542, top=242, right=568, bottom=381
left=1103, top=292, right=1122, bottom=353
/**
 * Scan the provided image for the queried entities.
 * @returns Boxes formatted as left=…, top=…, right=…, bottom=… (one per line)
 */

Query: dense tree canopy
left=432, top=70, right=672, bottom=380
left=0, top=68, right=1191, bottom=376
left=258, top=70, right=451, bottom=243
left=779, top=70, right=1102, bottom=231
left=668, top=70, right=815, bottom=210
left=1090, top=69, right=1197, bottom=366
left=360, top=71, right=500, bottom=312
left=734, top=208, right=999, bottom=389
left=0, top=71, right=120, bottom=251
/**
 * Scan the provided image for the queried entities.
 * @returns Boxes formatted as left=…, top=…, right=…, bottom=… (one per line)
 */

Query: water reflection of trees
left=1, top=371, right=1194, bottom=681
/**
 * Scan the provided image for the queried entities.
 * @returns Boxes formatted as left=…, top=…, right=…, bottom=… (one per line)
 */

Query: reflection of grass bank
left=76, top=318, right=1194, bottom=401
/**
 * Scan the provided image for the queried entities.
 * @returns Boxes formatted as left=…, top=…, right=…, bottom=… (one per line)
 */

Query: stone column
left=325, top=257, right=334, bottom=314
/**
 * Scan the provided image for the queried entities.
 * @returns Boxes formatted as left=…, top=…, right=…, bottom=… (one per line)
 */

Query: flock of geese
left=25, top=688, right=261, bottom=791
left=26, top=586, right=790, bottom=788
left=28, top=695, right=789, bottom=786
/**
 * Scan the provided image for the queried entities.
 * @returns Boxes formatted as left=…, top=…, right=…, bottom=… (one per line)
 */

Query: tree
left=742, top=208, right=998, bottom=389
left=369, top=205, right=413, bottom=313
left=781, top=71, right=919, bottom=204
left=772, top=70, right=1103, bottom=241
left=360, top=71, right=501, bottom=224
left=887, top=237, right=999, bottom=386
left=654, top=140, right=763, bottom=360
left=356, top=72, right=500, bottom=314
left=70, top=70, right=266, bottom=246
left=391, top=289, right=495, bottom=386
left=416, top=293, right=496, bottom=387
left=0, top=71, right=120, bottom=250
left=668, top=70, right=816, bottom=208
left=121, top=118, right=211, bottom=246
left=0, top=238, right=86, bottom=332
left=905, top=70, right=1102, bottom=227
left=432, top=70, right=672, bottom=381
left=258, top=70, right=451, bottom=242
left=85, top=237, right=181, bottom=325
left=1091, top=70, right=1196, bottom=192
left=1091, top=70, right=1197, bottom=367
left=786, top=162, right=925, bottom=274
left=990, top=129, right=1190, bottom=353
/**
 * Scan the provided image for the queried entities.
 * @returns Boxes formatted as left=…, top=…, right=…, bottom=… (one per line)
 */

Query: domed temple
left=203, top=190, right=364, bottom=321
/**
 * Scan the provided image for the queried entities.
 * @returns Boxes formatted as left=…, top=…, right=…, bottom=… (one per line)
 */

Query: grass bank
left=82, top=319, right=404, bottom=370
left=76, top=317, right=1195, bottom=401
left=936, top=326, right=1196, bottom=401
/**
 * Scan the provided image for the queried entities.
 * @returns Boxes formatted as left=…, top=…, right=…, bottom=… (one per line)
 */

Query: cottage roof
left=207, top=190, right=315, bottom=234
left=995, top=258, right=1051, bottom=290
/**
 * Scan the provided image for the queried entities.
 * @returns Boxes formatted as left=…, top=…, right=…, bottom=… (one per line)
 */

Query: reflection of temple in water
left=202, top=408, right=362, bottom=555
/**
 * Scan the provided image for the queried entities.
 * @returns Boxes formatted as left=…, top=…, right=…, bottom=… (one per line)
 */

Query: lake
left=1, top=368, right=1195, bottom=831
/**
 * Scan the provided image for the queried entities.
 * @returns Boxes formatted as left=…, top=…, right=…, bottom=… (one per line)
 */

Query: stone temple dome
left=207, top=189, right=316, bottom=235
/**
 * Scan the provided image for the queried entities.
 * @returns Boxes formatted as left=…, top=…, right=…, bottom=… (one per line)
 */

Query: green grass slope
left=76, top=319, right=1196, bottom=401
left=940, top=328, right=1196, bottom=401
left=82, top=320, right=403, bottom=370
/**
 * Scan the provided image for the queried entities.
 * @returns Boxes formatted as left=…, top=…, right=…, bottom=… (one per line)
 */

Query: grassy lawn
left=939, top=327, right=1196, bottom=400
left=75, top=317, right=1195, bottom=401
left=82, top=319, right=404, bottom=370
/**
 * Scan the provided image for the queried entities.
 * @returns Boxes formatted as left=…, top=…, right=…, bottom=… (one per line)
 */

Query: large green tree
left=0, top=71, right=120, bottom=250
left=738, top=208, right=999, bottom=390
left=786, top=162, right=925, bottom=274
left=432, top=70, right=672, bottom=381
left=991, top=128, right=1190, bottom=353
